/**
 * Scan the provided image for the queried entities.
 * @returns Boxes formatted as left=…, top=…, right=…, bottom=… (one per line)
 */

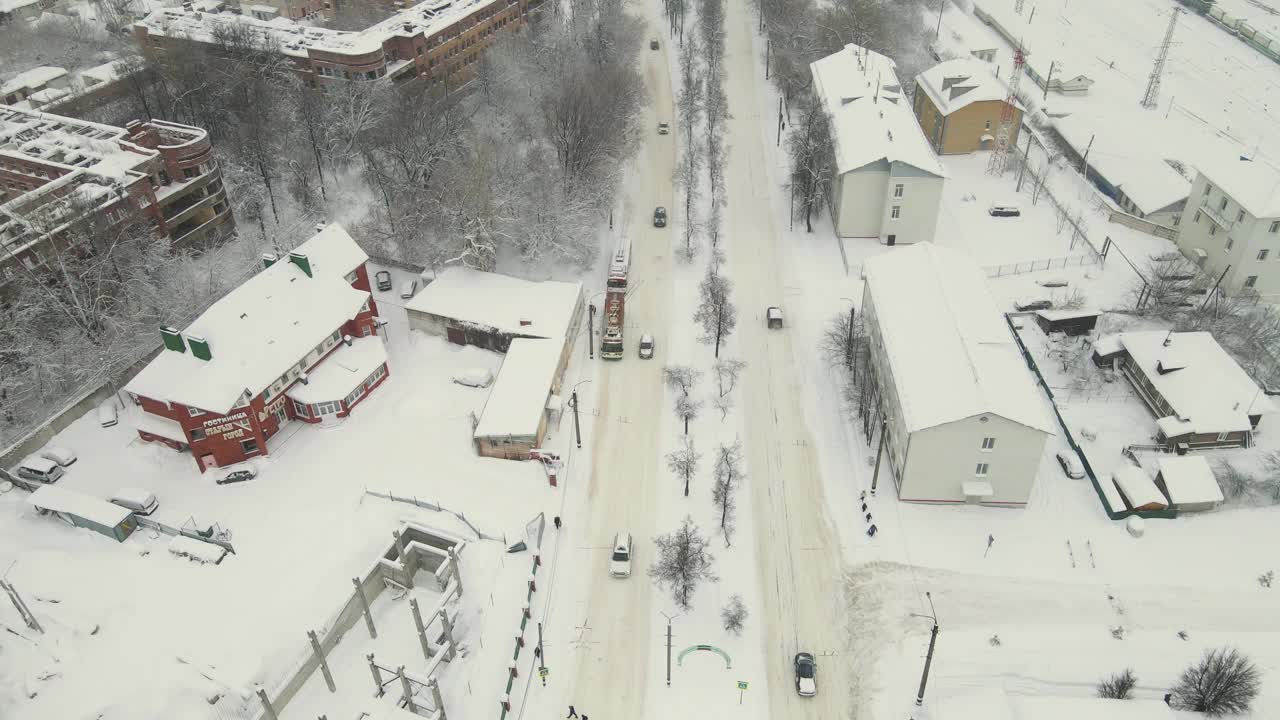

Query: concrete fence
left=1107, top=210, right=1179, bottom=241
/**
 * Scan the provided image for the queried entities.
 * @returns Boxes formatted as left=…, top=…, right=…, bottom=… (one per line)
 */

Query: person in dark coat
left=554, top=516, right=562, bottom=530
left=567, top=706, right=577, bottom=718
left=1164, top=693, right=1172, bottom=706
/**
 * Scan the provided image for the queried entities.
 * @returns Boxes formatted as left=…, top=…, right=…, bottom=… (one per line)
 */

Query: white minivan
left=609, top=531, right=633, bottom=578
left=15, top=457, right=64, bottom=485
left=110, top=488, right=159, bottom=516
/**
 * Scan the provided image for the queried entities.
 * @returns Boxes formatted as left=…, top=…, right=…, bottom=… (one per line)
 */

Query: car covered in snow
left=15, top=456, right=63, bottom=485
left=794, top=652, right=817, bottom=696
left=653, top=207, right=667, bottom=227
left=399, top=279, right=418, bottom=299
left=657, top=122, right=670, bottom=135
left=609, top=531, right=633, bottom=577
left=39, top=446, right=77, bottom=467
left=97, top=401, right=118, bottom=428
left=110, top=488, right=159, bottom=516
left=638, top=334, right=655, bottom=359
left=1055, top=450, right=1085, bottom=479
left=988, top=203, right=1021, bottom=217
left=375, top=270, right=393, bottom=291
left=1015, top=299, right=1053, bottom=312
left=452, top=368, right=495, bottom=388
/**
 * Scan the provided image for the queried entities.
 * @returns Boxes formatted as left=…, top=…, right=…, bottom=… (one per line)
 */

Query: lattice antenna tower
left=987, top=46, right=1025, bottom=176
left=1142, top=7, right=1182, bottom=109
left=1014, top=0, right=1025, bottom=14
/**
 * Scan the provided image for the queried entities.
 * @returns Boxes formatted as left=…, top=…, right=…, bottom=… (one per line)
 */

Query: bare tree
left=667, top=435, right=702, bottom=496
left=1097, top=668, right=1137, bottom=700
left=663, top=365, right=703, bottom=396
left=694, top=265, right=737, bottom=357
left=1170, top=648, right=1261, bottom=715
left=715, top=358, right=747, bottom=397
left=675, top=38, right=704, bottom=260
left=712, top=440, right=744, bottom=546
left=721, top=594, right=748, bottom=635
left=674, top=393, right=703, bottom=435
left=788, top=90, right=834, bottom=232
left=649, top=516, right=718, bottom=610
left=712, top=393, right=734, bottom=420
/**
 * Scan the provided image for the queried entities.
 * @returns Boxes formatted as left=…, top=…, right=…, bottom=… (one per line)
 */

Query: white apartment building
left=1176, top=156, right=1280, bottom=299
left=810, top=44, right=946, bottom=245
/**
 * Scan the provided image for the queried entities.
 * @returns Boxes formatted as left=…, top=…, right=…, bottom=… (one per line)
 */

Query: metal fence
left=984, top=253, right=1099, bottom=278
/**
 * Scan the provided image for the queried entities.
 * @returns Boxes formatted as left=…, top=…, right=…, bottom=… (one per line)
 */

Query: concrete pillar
left=256, top=689, right=279, bottom=720
left=448, top=545, right=464, bottom=596
left=352, top=577, right=377, bottom=639
left=367, top=653, right=384, bottom=697
left=397, top=665, right=416, bottom=714
left=411, top=598, right=433, bottom=660
left=439, top=608, right=457, bottom=661
left=429, top=676, right=447, bottom=720
left=393, top=530, right=413, bottom=588
left=308, top=630, right=335, bottom=693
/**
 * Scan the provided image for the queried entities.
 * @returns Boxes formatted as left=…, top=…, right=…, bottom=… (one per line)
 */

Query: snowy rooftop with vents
left=406, top=267, right=582, bottom=341
left=1054, top=112, right=1191, bottom=215
left=862, top=243, right=1054, bottom=434
left=915, top=57, right=1016, bottom=116
left=1108, top=330, right=1275, bottom=435
left=1, top=66, right=68, bottom=96
left=810, top=43, right=945, bottom=177
left=473, top=338, right=561, bottom=439
left=1195, top=154, right=1280, bottom=219
left=126, top=224, right=371, bottom=415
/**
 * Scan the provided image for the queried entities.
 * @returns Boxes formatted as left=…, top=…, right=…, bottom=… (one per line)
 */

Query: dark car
left=988, top=204, right=1021, bottom=217
left=1015, top=299, right=1053, bottom=312
left=794, top=652, right=817, bottom=697
left=653, top=207, right=667, bottom=227
left=375, top=270, right=393, bottom=291
left=217, top=467, right=258, bottom=485
left=650, top=39, right=659, bottom=50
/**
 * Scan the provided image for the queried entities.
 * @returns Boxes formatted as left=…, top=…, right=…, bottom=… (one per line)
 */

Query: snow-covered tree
left=667, top=435, right=702, bottom=497
left=649, top=516, right=718, bottom=609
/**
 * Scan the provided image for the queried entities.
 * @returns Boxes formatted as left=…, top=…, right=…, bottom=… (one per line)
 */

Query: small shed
left=1154, top=456, right=1223, bottom=512
left=1091, top=333, right=1125, bottom=367
left=1112, top=466, right=1168, bottom=512
left=27, top=485, right=136, bottom=542
left=473, top=339, right=564, bottom=460
left=1035, top=309, right=1100, bottom=337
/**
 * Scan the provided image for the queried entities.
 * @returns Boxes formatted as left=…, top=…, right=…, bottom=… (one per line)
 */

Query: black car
left=375, top=270, right=393, bottom=291
left=653, top=207, right=667, bottom=227
left=650, top=39, right=659, bottom=50
left=1015, top=299, right=1053, bottom=312
left=794, top=652, right=817, bottom=697
left=217, top=468, right=258, bottom=485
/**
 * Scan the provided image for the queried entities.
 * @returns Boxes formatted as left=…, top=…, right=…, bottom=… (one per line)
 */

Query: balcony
left=1200, top=202, right=1234, bottom=231
left=163, top=187, right=222, bottom=227
left=172, top=204, right=233, bottom=248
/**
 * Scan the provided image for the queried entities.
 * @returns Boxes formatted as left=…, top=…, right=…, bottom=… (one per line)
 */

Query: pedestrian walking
left=554, top=516, right=562, bottom=530
left=567, top=705, right=577, bottom=718
left=1163, top=693, right=1172, bottom=706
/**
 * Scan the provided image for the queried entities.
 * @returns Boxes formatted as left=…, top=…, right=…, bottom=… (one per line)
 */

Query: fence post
left=398, top=665, right=417, bottom=713
left=411, top=598, right=434, bottom=660
left=308, top=630, right=336, bottom=693
left=367, top=653, right=385, bottom=696
left=429, top=676, right=447, bottom=720
left=256, top=689, right=279, bottom=720
left=448, top=545, right=464, bottom=596
left=352, top=577, right=377, bottom=639
left=439, top=608, right=458, bottom=660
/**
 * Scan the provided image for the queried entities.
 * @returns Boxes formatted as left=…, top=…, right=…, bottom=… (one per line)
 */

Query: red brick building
left=133, top=0, right=542, bottom=91
left=0, top=106, right=233, bottom=284
left=125, top=223, right=391, bottom=472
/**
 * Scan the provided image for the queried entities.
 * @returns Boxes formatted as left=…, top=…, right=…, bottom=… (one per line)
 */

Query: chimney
left=343, top=334, right=353, bottom=347
left=187, top=335, right=211, bottom=361
left=314, top=221, right=327, bottom=233
left=403, top=22, right=413, bottom=32
left=160, top=326, right=186, bottom=353
left=262, top=252, right=278, bottom=268
left=519, top=318, right=532, bottom=327
left=288, top=251, right=312, bottom=278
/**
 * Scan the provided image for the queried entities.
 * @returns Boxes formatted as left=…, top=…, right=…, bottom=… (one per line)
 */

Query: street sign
left=737, top=681, right=748, bottom=690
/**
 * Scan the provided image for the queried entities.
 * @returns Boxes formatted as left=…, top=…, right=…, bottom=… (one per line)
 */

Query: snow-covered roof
left=810, top=44, right=945, bottom=177
left=1195, top=154, right=1280, bottom=219
left=1, top=66, right=68, bottom=96
left=1112, top=465, right=1167, bottom=509
left=0, top=0, right=42, bottom=12
left=1118, top=331, right=1274, bottom=435
left=28, top=484, right=133, bottom=527
left=1156, top=456, right=1223, bottom=506
left=915, top=57, right=1016, bottom=116
left=288, top=336, right=387, bottom=405
left=1093, top=333, right=1124, bottom=357
left=1054, top=113, right=1191, bottom=215
left=406, top=268, right=582, bottom=341
left=863, top=243, right=1054, bottom=434
left=126, top=224, right=371, bottom=415
left=80, top=59, right=131, bottom=86
left=473, top=339, right=561, bottom=439
left=136, top=412, right=188, bottom=443
left=1035, top=309, right=1100, bottom=322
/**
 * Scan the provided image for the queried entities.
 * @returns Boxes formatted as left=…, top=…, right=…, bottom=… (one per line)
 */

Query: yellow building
left=913, top=58, right=1022, bottom=156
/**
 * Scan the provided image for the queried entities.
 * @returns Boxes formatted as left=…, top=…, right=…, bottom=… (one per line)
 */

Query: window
left=1194, top=211, right=1201, bottom=224
left=893, top=183, right=904, bottom=198
left=241, top=438, right=260, bottom=455
left=981, top=437, right=996, bottom=451
left=190, top=428, right=206, bottom=441
left=187, top=406, right=204, bottom=417
left=890, top=205, right=901, bottom=219
left=1220, top=197, right=1229, bottom=212
left=1245, top=275, right=1258, bottom=288
left=1172, top=214, right=1181, bottom=227
left=1270, top=221, right=1279, bottom=233
left=1210, top=225, right=1218, bottom=237
left=1204, top=183, right=1212, bottom=197
left=1217, top=431, right=1231, bottom=442
left=1259, top=250, right=1270, bottom=261
left=1237, top=210, right=1246, bottom=223
left=263, top=386, right=272, bottom=401
left=984, top=120, right=991, bottom=130
left=1224, top=235, right=1231, bottom=249
left=344, top=270, right=357, bottom=283
left=294, top=399, right=309, bottom=417
left=360, top=324, right=372, bottom=337
left=975, top=463, right=989, bottom=477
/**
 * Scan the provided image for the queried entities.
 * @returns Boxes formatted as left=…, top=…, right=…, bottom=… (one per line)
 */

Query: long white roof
left=406, top=268, right=582, bottom=341
left=473, top=339, right=561, bottom=439
left=810, top=44, right=945, bottom=177
left=1054, top=113, right=1191, bottom=215
left=28, top=484, right=133, bottom=528
left=1196, top=154, right=1280, bottom=219
left=863, top=243, right=1054, bottom=434
left=126, top=224, right=370, bottom=414
left=915, top=57, right=1015, bottom=116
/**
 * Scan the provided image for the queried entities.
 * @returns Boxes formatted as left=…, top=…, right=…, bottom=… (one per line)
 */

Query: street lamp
left=659, top=611, right=681, bottom=687
left=571, top=380, right=591, bottom=449
left=909, top=593, right=940, bottom=708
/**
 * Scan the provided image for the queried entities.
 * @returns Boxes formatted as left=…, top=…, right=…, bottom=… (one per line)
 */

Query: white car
left=452, top=368, right=494, bottom=388
left=609, top=532, right=633, bottom=577
left=399, top=279, right=418, bottom=299
left=638, top=334, right=655, bottom=359
left=110, top=488, right=159, bottom=516
left=39, top=446, right=77, bottom=467
left=1056, top=450, right=1085, bottom=479
left=97, top=401, right=118, bottom=427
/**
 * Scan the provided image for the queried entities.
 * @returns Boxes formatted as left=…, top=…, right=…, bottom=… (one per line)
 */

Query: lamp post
left=571, top=380, right=591, bottom=449
left=910, top=593, right=940, bottom=708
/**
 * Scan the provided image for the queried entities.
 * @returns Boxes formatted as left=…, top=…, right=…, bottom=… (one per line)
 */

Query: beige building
left=810, top=44, right=945, bottom=245
left=1175, top=156, right=1280, bottom=298
left=913, top=58, right=1022, bottom=155
left=862, top=243, right=1054, bottom=506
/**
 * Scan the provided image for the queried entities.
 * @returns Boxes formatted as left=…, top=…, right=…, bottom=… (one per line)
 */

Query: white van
left=15, top=457, right=64, bottom=485
left=609, top=531, right=633, bottom=577
left=110, top=488, right=159, bottom=516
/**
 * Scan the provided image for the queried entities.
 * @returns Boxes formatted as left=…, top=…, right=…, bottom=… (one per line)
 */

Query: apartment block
left=1175, top=156, right=1280, bottom=299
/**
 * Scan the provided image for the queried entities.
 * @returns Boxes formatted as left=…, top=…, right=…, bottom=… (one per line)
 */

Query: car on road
left=1055, top=450, right=1085, bottom=479
left=988, top=203, right=1021, bottom=217
left=217, top=465, right=258, bottom=485
left=653, top=207, right=667, bottom=227
left=638, top=334, right=655, bottom=359
left=767, top=306, right=784, bottom=329
left=794, top=652, right=817, bottom=696
left=657, top=122, right=670, bottom=135
left=650, top=39, right=659, bottom=50
left=38, top=446, right=77, bottom=467
left=609, top=531, right=633, bottom=577
left=375, top=270, right=393, bottom=291
left=97, top=401, right=118, bottom=427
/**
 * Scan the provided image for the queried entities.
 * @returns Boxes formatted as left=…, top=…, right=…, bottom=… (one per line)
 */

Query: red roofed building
left=125, top=223, right=390, bottom=472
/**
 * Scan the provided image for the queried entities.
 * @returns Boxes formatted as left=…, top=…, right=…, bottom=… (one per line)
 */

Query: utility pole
left=1043, top=60, right=1055, bottom=101
left=765, top=36, right=770, bottom=79
left=1079, top=134, right=1095, bottom=176
left=587, top=304, right=596, bottom=359
left=1142, top=7, right=1182, bottom=110
left=1015, top=131, right=1033, bottom=193
left=870, top=418, right=887, bottom=495
left=660, top=612, right=677, bottom=687
left=571, top=391, right=582, bottom=449
left=845, top=304, right=855, bottom=369
left=913, top=593, right=940, bottom=707
left=935, top=0, right=944, bottom=41
left=776, top=96, right=784, bottom=147
left=537, top=621, right=547, bottom=676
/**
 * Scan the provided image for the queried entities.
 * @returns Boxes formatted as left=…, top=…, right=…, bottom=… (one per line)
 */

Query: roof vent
left=343, top=334, right=353, bottom=346
left=187, top=334, right=211, bottom=361
left=288, top=251, right=312, bottom=278
left=262, top=252, right=278, bottom=268
left=160, top=326, right=186, bottom=353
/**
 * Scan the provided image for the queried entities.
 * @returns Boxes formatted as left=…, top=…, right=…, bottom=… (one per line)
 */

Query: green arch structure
left=677, top=644, right=732, bottom=669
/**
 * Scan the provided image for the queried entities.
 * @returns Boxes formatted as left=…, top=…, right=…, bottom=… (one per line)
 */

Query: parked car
left=38, top=446, right=77, bottom=467
left=609, top=531, right=633, bottom=577
left=650, top=39, right=659, bottom=50
left=15, top=457, right=64, bottom=485
left=767, top=306, right=784, bottom=329
left=1015, top=299, right=1053, bottom=312
left=452, top=368, right=495, bottom=388
left=794, top=652, right=817, bottom=697
left=988, top=204, right=1021, bottom=217
left=1055, top=450, right=1085, bottom=479
left=638, top=334, right=655, bottom=359
left=653, top=207, right=667, bottom=227
left=657, top=122, right=670, bottom=135
left=217, top=465, right=259, bottom=485
left=110, top=488, right=159, bottom=516
left=399, top=279, right=418, bottom=299
left=97, top=401, right=118, bottom=428
left=375, top=270, right=393, bottom=291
